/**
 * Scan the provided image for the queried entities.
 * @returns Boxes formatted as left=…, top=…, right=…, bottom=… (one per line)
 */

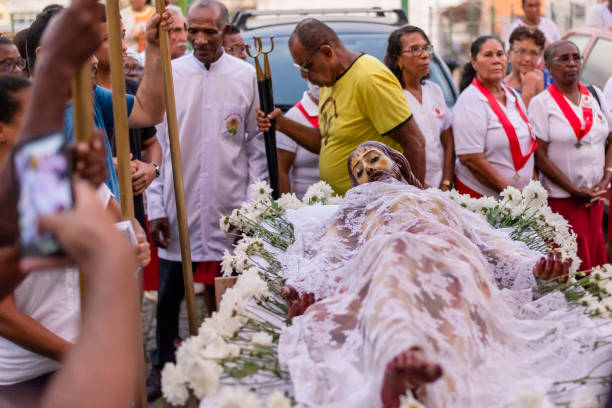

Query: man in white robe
left=145, top=0, right=266, bottom=400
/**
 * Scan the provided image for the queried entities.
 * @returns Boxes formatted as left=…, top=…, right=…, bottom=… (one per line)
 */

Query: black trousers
left=150, top=259, right=199, bottom=369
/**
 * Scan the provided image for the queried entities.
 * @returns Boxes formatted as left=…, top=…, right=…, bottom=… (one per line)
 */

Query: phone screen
left=14, top=133, right=73, bottom=257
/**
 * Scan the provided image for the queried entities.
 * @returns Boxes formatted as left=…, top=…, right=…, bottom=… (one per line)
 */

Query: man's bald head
left=187, top=0, right=228, bottom=30
left=289, top=18, right=340, bottom=52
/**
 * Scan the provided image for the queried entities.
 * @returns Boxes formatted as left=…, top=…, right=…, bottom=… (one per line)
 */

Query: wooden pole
left=154, top=0, right=198, bottom=336
left=105, top=1, right=146, bottom=407
left=72, top=63, right=92, bottom=316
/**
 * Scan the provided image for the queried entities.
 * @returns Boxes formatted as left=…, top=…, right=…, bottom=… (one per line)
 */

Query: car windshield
left=244, top=32, right=456, bottom=111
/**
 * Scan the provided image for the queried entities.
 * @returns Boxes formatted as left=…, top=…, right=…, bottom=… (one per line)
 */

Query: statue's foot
left=288, top=292, right=316, bottom=318
left=380, top=347, right=442, bottom=408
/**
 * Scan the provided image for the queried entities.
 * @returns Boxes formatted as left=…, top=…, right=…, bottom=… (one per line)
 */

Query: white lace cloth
left=275, top=182, right=612, bottom=407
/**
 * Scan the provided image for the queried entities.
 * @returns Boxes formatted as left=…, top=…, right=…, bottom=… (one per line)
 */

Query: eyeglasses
left=552, top=54, right=583, bottom=64
left=293, top=44, right=327, bottom=73
left=512, top=48, right=540, bottom=58
left=225, top=44, right=246, bottom=54
left=0, top=58, right=26, bottom=72
left=401, top=45, right=434, bottom=56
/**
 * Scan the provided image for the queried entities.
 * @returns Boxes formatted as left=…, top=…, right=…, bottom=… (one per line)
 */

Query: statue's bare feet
left=380, top=347, right=443, bottom=408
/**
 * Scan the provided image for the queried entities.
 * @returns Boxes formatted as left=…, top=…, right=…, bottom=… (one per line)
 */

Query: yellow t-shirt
left=318, top=54, right=412, bottom=195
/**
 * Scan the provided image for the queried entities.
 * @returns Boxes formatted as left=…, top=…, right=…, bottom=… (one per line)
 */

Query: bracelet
left=605, top=167, right=612, bottom=173
left=441, top=179, right=451, bottom=187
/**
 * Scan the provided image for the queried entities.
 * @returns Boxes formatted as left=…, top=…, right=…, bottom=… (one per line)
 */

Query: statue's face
left=349, top=146, right=395, bottom=185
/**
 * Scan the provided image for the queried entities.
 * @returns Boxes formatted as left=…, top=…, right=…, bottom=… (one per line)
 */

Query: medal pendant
left=513, top=172, right=520, bottom=181
left=575, top=141, right=582, bottom=149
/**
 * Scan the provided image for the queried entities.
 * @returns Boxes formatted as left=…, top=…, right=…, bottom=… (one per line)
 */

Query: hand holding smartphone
left=13, top=133, right=73, bottom=260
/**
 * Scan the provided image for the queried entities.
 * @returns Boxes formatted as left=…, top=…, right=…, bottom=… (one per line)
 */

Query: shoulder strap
left=587, top=84, right=602, bottom=110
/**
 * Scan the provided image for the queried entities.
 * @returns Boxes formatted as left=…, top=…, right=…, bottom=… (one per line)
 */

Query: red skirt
left=548, top=197, right=607, bottom=271
left=454, top=177, right=483, bottom=199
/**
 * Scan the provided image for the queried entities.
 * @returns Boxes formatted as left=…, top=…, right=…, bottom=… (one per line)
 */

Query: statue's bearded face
left=349, top=146, right=398, bottom=185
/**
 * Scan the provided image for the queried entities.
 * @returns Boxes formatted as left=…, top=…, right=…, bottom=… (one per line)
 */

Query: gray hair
left=166, top=5, right=184, bottom=19
left=187, top=0, right=228, bottom=29
left=543, top=40, right=579, bottom=67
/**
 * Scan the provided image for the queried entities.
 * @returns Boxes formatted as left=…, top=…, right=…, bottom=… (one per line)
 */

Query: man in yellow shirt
left=257, top=18, right=425, bottom=195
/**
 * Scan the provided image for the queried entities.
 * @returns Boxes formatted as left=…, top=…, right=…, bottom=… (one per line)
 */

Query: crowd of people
left=0, top=0, right=611, bottom=406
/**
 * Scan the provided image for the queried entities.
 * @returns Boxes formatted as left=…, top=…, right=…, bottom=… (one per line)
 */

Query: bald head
left=289, top=18, right=341, bottom=52
left=187, top=0, right=228, bottom=30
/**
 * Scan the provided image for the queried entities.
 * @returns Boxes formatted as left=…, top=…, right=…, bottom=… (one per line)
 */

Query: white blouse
left=528, top=86, right=612, bottom=198
left=403, top=80, right=452, bottom=188
left=453, top=83, right=535, bottom=197
left=276, top=91, right=321, bottom=199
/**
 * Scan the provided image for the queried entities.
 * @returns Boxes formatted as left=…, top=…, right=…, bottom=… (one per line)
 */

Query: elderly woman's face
left=547, top=43, right=581, bottom=85
left=472, top=39, right=507, bottom=84
left=350, top=146, right=396, bottom=185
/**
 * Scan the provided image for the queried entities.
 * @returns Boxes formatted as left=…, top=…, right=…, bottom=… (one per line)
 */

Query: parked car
left=232, top=8, right=459, bottom=112
left=563, top=27, right=612, bottom=90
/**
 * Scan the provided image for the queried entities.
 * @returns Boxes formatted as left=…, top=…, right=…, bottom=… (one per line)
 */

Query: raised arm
left=127, top=8, right=172, bottom=128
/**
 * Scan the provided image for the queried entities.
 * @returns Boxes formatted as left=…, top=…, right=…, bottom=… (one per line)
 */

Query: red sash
left=547, top=83, right=593, bottom=144
left=295, top=101, right=319, bottom=128
left=472, top=78, right=537, bottom=174
left=454, top=176, right=483, bottom=199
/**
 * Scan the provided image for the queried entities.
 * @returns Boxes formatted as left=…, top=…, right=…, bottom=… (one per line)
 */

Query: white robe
left=147, top=53, right=267, bottom=262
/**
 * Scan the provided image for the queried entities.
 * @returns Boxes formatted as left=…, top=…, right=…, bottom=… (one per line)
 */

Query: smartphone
left=13, top=132, right=73, bottom=258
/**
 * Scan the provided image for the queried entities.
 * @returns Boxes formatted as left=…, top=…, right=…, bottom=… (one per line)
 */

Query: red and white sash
left=472, top=78, right=537, bottom=175
left=295, top=101, right=319, bottom=128
left=547, top=83, right=593, bottom=146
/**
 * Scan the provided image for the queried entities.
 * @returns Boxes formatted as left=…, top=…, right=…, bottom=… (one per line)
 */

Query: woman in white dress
left=530, top=40, right=612, bottom=271
left=454, top=36, right=537, bottom=198
left=384, top=26, right=454, bottom=190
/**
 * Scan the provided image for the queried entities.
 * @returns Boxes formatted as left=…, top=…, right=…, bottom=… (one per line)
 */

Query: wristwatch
left=152, top=162, right=160, bottom=178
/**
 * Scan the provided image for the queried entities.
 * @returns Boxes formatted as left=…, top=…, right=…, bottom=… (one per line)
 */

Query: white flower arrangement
left=166, top=180, right=610, bottom=405
left=445, top=180, right=580, bottom=274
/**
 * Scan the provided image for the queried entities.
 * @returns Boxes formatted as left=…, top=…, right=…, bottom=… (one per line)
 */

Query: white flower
left=277, top=193, right=303, bottom=210
left=235, top=267, right=270, bottom=301
left=186, top=359, right=222, bottom=399
left=522, top=180, right=548, bottom=208
left=202, top=332, right=240, bottom=359
left=219, top=215, right=231, bottom=232
left=161, top=362, right=189, bottom=406
left=303, top=181, right=335, bottom=204
left=221, top=249, right=235, bottom=277
left=266, top=390, right=291, bottom=408
left=219, top=287, right=248, bottom=315
left=233, top=252, right=251, bottom=273
left=399, top=390, right=425, bottom=408
left=250, top=180, right=273, bottom=202
left=499, top=186, right=522, bottom=208
left=251, top=331, right=274, bottom=346
left=213, top=386, right=262, bottom=408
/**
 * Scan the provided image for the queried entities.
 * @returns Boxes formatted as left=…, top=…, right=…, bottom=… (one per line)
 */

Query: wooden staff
left=105, top=1, right=146, bottom=407
left=154, top=0, right=198, bottom=335
left=72, top=63, right=92, bottom=315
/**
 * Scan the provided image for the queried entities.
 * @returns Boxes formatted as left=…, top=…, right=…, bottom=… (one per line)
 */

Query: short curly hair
left=508, top=26, right=546, bottom=51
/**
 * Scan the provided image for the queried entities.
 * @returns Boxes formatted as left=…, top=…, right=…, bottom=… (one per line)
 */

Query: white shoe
left=194, top=282, right=205, bottom=295
left=143, top=290, right=158, bottom=303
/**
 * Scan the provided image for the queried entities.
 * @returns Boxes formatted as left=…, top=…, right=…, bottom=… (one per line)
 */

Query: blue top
left=64, top=86, right=135, bottom=199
